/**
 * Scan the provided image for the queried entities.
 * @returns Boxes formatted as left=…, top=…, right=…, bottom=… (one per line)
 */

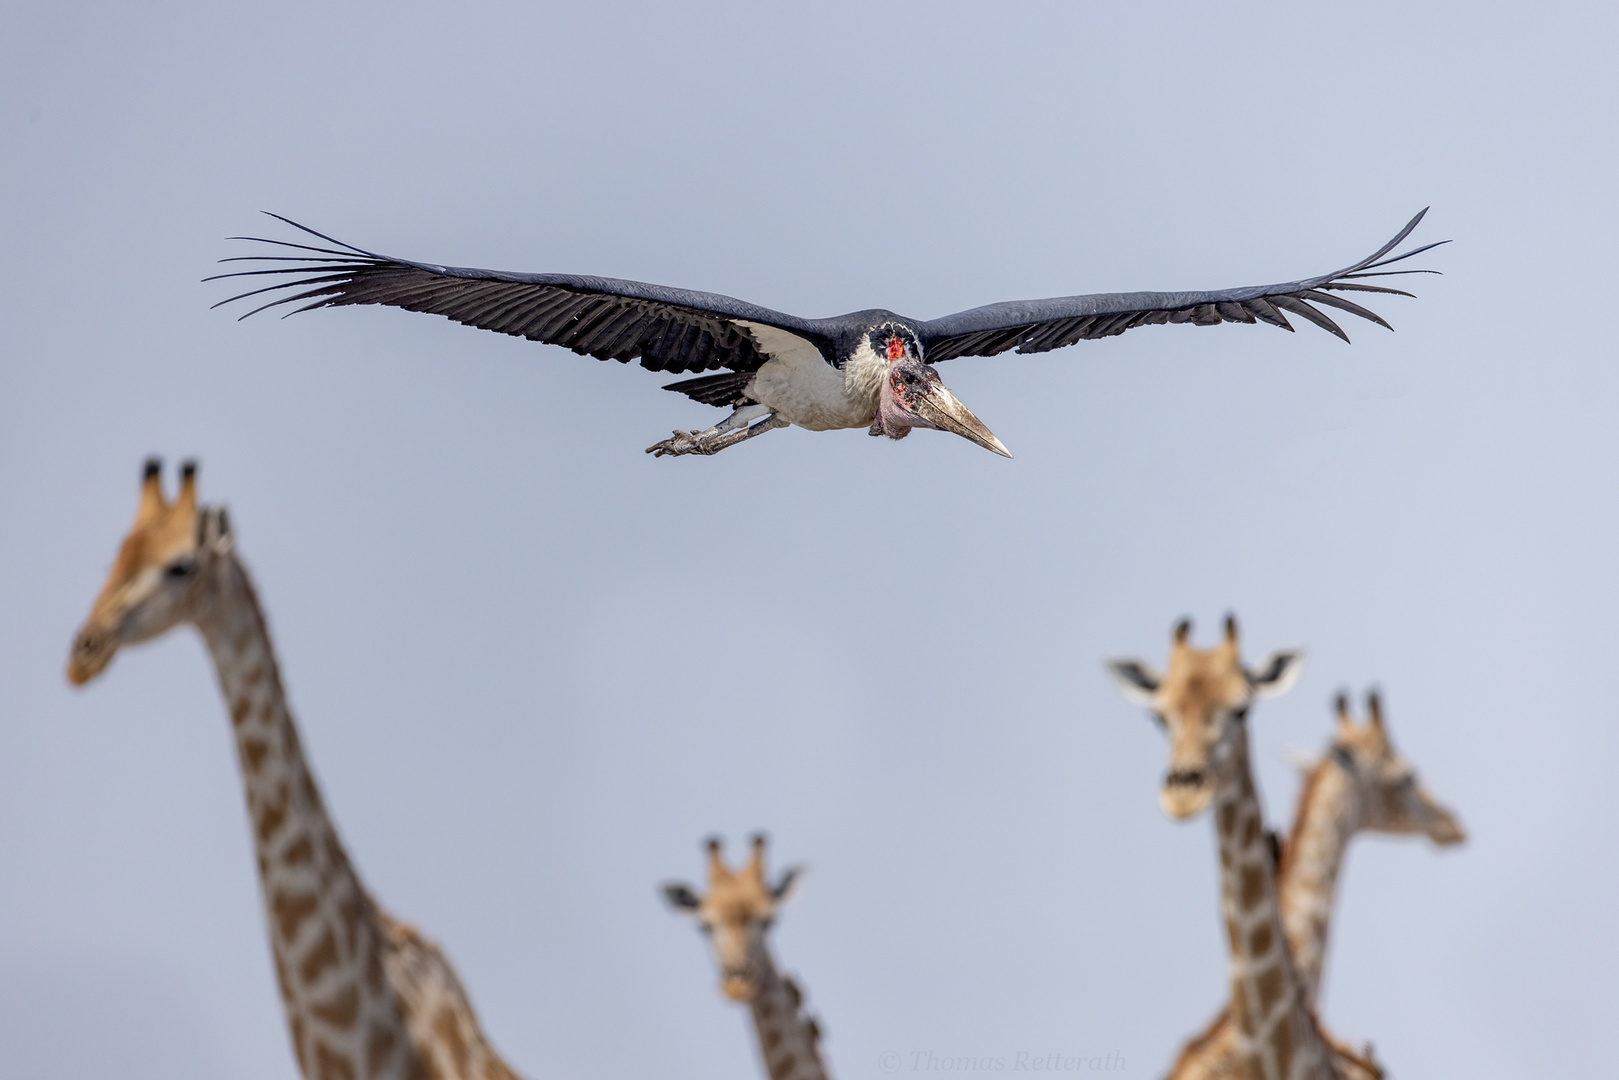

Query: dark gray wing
left=919, top=210, right=1443, bottom=362
left=209, top=215, right=831, bottom=377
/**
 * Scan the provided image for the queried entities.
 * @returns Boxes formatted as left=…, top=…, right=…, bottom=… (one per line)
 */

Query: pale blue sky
left=2, top=3, right=1614, bottom=1077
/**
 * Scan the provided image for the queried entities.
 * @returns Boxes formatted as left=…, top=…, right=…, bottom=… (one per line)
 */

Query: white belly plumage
left=736, top=321, right=883, bottom=432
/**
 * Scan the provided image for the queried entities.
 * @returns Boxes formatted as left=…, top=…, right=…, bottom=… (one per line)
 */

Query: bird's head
left=870, top=328, right=1010, bottom=458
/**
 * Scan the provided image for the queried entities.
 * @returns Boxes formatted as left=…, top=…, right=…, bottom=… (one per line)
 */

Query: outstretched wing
left=209, top=216, right=830, bottom=377
left=919, top=210, right=1443, bottom=363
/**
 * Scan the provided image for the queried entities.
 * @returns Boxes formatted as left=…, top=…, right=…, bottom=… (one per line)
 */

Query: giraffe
left=1160, top=690, right=1465, bottom=1080
left=1107, top=615, right=1344, bottom=1080
left=1280, top=689, right=1465, bottom=997
left=664, top=835, right=832, bottom=1080
left=67, top=459, right=521, bottom=1080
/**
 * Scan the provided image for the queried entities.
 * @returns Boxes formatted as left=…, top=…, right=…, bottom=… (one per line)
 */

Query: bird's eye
left=166, top=557, right=196, bottom=579
left=901, top=371, right=917, bottom=385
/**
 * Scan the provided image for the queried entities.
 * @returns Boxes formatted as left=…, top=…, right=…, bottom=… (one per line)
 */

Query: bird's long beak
left=913, top=384, right=1012, bottom=458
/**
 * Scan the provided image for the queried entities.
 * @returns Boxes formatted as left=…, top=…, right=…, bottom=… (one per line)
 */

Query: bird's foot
left=647, top=427, right=724, bottom=457
left=646, top=410, right=786, bottom=458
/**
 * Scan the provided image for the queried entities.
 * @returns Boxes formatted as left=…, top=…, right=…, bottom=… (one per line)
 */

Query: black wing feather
left=920, top=209, right=1444, bottom=361
left=209, top=215, right=830, bottom=376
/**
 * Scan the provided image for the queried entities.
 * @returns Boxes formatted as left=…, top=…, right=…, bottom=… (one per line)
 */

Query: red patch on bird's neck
left=886, top=336, right=906, bottom=361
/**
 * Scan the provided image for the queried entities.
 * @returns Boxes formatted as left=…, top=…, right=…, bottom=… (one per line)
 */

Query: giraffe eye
left=166, top=557, right=196, bottom=578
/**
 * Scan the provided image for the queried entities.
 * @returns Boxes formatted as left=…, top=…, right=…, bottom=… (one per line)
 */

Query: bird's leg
left=646, top=405, right=787, bottom=457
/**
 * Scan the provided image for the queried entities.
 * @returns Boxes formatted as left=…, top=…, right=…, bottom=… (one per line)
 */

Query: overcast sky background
left=2, top=2, right=1614, bottom=1077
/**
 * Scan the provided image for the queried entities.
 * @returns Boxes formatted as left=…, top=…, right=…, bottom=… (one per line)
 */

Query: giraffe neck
left=190, top=552, right=418, bottom=1080
left=1277, top=758, right=1361, bottom=1000
left=745, top=942, right=832, bottom=1080
left=1211, top=725, right=1339, bottom=1080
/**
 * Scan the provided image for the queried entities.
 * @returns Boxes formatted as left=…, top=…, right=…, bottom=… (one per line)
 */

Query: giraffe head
left=663, top=834, right=803, bottom=1002
left=67, top=458, right=232, bottom=686
left=1321, top=690, right=1465, bottom=845
left=1106, top=615, right=1305, bottom=820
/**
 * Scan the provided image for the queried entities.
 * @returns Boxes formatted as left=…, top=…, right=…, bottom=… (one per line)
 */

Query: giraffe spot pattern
left=314, top=1038, right=356, bottom=1080
left=1255, top=965, right=1284, bottom=1016
left=1239, top=865, right=1264, bottom=912
left=241, top=736, right=270, bottom=774
left=433, top=1005, right=471, bottom=1076
left=1229, top=979, right=1257, bottom=1035
left=256, top=780, right=292, bottom=844
left=1248, top=923, right=1273, bottom=957
left=312, top=984, right=361, bottom=1030
left=365, top=943, right=388, bottom=995
left=364, top=1023, right=396, bottom=1079
left=1272, top=1014, right=1294, bottom=1079
left=340, top=894, right=365, bottom=956
left=282, top=832, right=315, bottom=866
left=273, top=888, right=320, bottom=942
left=300, top=927, right=342, bottom=984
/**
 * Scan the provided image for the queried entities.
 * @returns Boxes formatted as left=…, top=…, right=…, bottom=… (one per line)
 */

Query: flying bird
left=211, top=211, right=1442, bottom=458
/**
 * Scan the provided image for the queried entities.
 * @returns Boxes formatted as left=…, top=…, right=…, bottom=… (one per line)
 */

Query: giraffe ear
left=662, top=883, right=701, bottom=910
left=1106, top=659, right=1161, bottom=706
left=771, top=866, right=806, bottom=904
left=199, top=506, right=234, bottom=555
left=1248, top=649, right=1305, bottom=699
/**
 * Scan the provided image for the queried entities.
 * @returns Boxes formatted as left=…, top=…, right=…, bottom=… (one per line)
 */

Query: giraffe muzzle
left=1429, top=813, right=1466, bottom=846
left=721, top=969, right=756, bottom=1002
left=67, top=627, right=114, bottom=685
left=1160, top=767, right=1214, bottom=819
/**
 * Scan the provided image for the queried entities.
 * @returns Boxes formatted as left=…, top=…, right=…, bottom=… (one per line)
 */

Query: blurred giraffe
left=664, top=835, right=831, bottom=1080
left=1108, top=616, right=1349, bottom=1080
left=67, top=459, right=521, bottom=1080
left=1163, top=690, right=1463, bottom=1079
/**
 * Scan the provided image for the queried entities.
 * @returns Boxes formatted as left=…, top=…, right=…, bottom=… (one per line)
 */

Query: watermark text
left=877, top=1050, right=1126, bottom=1073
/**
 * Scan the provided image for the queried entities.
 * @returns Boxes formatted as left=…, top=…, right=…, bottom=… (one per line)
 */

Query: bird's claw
left=646, top=411, right=786, bottom=458
left=646, top=429, right=720, bottom=457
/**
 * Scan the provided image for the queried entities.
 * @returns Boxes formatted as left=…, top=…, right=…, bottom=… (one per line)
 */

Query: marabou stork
left=212, top=210, right=1442, bottom=458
